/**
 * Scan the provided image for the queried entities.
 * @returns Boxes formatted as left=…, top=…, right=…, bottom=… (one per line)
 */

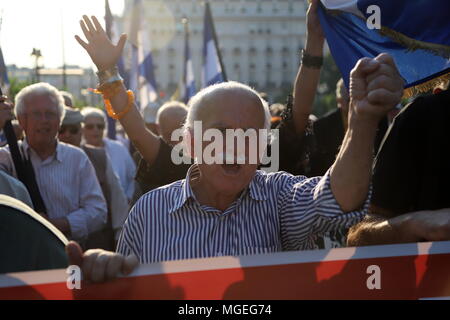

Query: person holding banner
left=67, top=10, right=404, bottom=281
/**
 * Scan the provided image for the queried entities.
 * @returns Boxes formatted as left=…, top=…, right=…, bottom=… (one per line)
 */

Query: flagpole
left=205, top=1, right=227, bottom=82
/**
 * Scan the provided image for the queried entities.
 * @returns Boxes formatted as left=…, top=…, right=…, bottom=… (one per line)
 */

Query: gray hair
left=156, top=101, right=188, bottom=125
left=184, top=81, right=271, bottom=132
left=81, top=107, right=107, bottom=125
left=15, top=82, right=66, bottom=124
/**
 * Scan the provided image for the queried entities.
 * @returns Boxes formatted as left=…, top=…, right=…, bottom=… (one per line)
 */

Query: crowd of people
left=0, top=0, right=449, bottom=282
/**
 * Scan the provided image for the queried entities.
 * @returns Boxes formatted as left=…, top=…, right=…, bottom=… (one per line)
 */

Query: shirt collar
left=168, top=165, right=198, bottom=214
left=168, top=167, right=267, bottom=214
left=22, top=138, right=63, bottom=163
left=248, top=170, right=268, bottom=201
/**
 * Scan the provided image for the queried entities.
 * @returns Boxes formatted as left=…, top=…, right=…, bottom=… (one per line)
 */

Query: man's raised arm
left=330, top=54, right=404, bottom=212
left=75, top=15, right=161, bottom=166
left=292, top=0, right=324, bottom=134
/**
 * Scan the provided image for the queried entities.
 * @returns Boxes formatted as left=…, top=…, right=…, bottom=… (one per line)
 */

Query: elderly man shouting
left=0, top=83, right=107, bottom=242
left=67, top=16, right=404, bottom=282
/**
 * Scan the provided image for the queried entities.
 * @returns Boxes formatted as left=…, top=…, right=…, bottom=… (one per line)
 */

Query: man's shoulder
left=58, top=142, right=91, bottom=162
left=254, top=170, right=308, bottom=188
left=105, top=138, right=128, bottom=151
left=0, top=170, right=26, bottom=192
left=133, top=179, right=185, bottom=209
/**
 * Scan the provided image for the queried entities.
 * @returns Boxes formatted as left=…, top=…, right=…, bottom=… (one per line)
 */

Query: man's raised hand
left=349, top=53, right=404, bottom=123
left=75, top=15, right=127, bottom=72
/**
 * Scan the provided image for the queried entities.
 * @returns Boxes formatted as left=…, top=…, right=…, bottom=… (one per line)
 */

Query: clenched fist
left=349, top=53, right=404, bottom=123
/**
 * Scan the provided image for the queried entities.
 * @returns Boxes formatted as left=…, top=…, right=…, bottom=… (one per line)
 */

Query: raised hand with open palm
left=75, top=15, right=127, bottom=72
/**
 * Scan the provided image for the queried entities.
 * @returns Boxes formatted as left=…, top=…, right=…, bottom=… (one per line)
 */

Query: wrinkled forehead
left=198, top=90, right=266, bottom=130
left=84, top=115, right=106, bottom=124
left=25, top=93, right=58, bottom=112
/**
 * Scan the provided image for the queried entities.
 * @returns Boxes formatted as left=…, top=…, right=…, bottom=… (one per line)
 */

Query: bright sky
left=0, top=0, right=124, bottom=69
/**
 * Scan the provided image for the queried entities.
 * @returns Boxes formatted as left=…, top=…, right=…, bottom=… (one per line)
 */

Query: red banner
left=1, top=241, right=449, bottom=300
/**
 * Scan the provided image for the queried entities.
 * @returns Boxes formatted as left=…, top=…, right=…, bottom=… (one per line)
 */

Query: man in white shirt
left=81, top=107, right=136, bottom=201
left=0, top=83, right=107, bottom=242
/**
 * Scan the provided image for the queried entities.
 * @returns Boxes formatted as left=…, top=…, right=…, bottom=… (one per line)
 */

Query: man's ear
left=17, top=114, right=27, bottom=130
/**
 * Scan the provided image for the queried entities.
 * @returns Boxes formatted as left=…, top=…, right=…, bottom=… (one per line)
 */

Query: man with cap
left=58, top=107, right=84, bottom=147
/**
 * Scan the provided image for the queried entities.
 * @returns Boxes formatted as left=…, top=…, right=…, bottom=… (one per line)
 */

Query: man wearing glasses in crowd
left=0, top=83, right=107, bottom=243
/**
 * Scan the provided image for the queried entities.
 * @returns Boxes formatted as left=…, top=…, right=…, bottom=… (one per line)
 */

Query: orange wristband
left=104, top=90, right=134, bottom=120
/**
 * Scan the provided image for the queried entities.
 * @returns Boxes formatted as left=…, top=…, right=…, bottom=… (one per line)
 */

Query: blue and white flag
left=318, top=0, right=450, bottom=97
left=202, top=2, right=226, bottom=88
left=129, top=0, right=158, bottom=110
left=182, top=20, right=196, bottom=103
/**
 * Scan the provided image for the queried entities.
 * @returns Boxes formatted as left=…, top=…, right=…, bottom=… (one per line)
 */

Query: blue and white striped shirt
left=117, top=166, right=370, bottom=263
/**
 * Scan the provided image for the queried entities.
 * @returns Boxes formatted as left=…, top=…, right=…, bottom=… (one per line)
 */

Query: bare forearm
left=108, top=83, right=160, bottom=165
left=330, top=115, right=378, bottom=212
left=292, top=39, right=323, bottom=134
left=347, top=214, right=418, bottom=246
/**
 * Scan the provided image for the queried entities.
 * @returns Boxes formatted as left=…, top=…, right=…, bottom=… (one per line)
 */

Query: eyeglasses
left=28, top=111, right=59, bottom=120
left=84, top=123, right=105, bottom=130
left=59, top=125, right=81, bottom=135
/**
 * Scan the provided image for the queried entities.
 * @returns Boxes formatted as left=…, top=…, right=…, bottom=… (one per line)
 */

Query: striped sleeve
left=278, top=169, right=370, bottom=250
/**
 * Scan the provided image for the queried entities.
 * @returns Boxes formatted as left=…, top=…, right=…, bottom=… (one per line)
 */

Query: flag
left=129, top=0, right=158, bottom=111
left=182, top=19, right=196, bottom=103
left=318, top=0, right=450, bottom=98
left=202, top=2, right=227, bottom=88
